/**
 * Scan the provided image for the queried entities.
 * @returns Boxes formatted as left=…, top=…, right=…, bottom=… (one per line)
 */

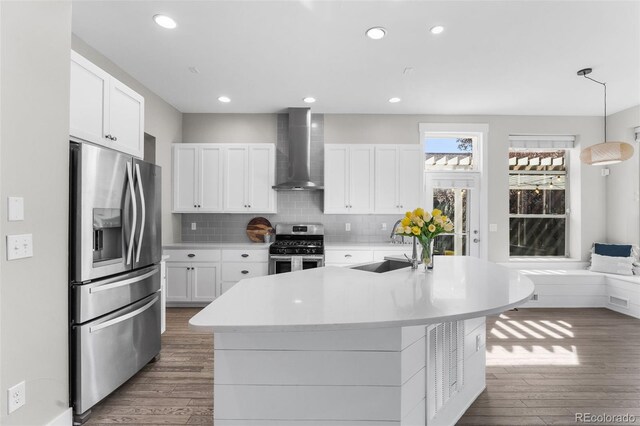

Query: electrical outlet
left=191, top=222, right=197, bottom=231
left=345, top=223, right=351, bottom=232
left=7, top=381, right=25, bottom=414
left=381, top=223, right=387, bottom=231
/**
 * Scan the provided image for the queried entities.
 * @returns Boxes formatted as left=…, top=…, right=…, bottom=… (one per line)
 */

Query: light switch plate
left=6, top=234, right=33, bottom=260
left=7, top=197, right=24, bottom=221
left=489, top=224, right=498, bottom=232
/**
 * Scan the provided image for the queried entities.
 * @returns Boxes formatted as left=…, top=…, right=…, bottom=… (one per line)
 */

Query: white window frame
left=419, top=123, right=489, bottom=260
left=508, top=135, right=575, bottom=258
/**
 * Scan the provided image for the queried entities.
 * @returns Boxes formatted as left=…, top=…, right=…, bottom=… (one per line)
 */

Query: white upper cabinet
left=108, top=79, right=144, bottom=157
left=70, top=51, right=144, bottom=159
left=374, top=145, right=424, bottom=214
left=223, top=144, right=276, bottom=213
left=324, top=145, right=374, bottom=214
left=173, top=143, right=276, bottom=214
left=172, top=144, right=223, bottom=213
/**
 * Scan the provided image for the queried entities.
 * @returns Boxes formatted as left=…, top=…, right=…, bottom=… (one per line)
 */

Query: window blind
left=509, top=135, right=575, bottom=149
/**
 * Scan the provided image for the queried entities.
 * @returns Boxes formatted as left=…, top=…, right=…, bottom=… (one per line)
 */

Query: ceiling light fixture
left=388, top=97, right=401, bottom=103
left=430, top=25, right=444, bottom=34
left=218, top=96, right=231, bottom=103
left=577, top=68, right=633, bottom=166
left=153, top=14, right=177, bottom=29
left=366, top=27, right=386, bottom=40
left=303, top=97, right=316, bottom=103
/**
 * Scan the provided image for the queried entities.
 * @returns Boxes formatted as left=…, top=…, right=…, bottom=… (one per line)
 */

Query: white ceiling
left=72, top=1, right=640, bottom=116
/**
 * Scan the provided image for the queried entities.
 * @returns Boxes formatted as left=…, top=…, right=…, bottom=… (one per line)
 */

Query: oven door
left=269, top=255, right=324, bottom=275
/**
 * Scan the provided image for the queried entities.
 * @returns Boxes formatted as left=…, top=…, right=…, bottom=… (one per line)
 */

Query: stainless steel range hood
left=273, top=108, right=323, bottom=191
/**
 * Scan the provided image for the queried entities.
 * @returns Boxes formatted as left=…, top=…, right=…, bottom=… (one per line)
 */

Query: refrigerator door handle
left=126, top=162, right=137, bottom=266
left=89, top=295, right=157, bottom=333
left=89, top=268, right=158, bottom=293
left=135, top=163, right=146, bottom=263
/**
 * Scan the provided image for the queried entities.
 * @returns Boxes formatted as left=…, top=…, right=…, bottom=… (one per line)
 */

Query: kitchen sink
left=349, top=259, right=411, bottom=273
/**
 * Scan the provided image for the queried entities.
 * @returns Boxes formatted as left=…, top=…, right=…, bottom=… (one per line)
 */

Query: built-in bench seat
left=504, top=264, right=640, bottom=318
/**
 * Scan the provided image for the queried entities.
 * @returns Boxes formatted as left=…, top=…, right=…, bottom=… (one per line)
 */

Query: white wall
left=605, top=105, right=640, bottom=245
left=182, top=113, right=277, bottom=143
left=71, top=35, right=183, bottom=244
left=0, top=1, right=71, bottom=424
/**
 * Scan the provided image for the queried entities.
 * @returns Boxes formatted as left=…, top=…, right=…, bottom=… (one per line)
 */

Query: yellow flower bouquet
left=395, top=207, right=454, bottom=269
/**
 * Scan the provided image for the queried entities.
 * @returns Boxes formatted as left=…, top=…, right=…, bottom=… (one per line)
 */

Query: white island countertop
left=190, top=256, right=534, bottom=333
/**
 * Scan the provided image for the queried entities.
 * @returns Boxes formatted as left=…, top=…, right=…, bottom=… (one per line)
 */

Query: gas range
left=268, top=224, right=325, bottom=274
left=269, top=224, right=325, bottom=255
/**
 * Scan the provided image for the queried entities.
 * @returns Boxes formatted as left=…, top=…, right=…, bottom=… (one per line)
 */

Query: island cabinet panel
left=214, top=326, right=426, bottom=425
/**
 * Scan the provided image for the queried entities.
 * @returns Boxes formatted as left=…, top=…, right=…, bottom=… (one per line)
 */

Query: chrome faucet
left=403, top=237, right=420, bottom=269
left=390, top=220, right=405, bottom=244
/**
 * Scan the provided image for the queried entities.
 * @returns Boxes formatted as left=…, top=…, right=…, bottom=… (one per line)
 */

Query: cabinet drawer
left=163, top=249, right=221, bottom=262
left=325, top=250, right=374, bottom=265
left=222, top=262, right=268, bottom=282
left=222, top=249, right=269, bottom=262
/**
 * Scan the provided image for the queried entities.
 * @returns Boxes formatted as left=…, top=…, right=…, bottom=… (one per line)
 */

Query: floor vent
left=609, top=295, right=629, bottom=308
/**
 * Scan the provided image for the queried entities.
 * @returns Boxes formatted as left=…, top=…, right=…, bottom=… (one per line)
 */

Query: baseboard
left=46, top=407, right=72, bottom=426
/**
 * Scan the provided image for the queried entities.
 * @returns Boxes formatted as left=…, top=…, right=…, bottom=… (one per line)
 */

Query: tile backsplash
left=181, top=113, right=402, bottom=244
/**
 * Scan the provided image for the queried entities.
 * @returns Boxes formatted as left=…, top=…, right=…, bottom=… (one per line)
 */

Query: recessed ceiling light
left=218, top=96, right=231, bottom=103
left=303, top=97, right=316, bottom=103
left=430, top=25, right=444, bottom=35
left=153, top=14, right=177, bottom=29
left=366, top=27, right=386, bottom=40
left=388, top=97, right=401, bottom=103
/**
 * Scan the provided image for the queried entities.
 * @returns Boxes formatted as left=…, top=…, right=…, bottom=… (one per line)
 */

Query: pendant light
left=577, top=68, right=634, bottom=166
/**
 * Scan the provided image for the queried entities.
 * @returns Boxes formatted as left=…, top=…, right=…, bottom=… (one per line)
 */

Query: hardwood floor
left=86, top=308, right=213, bottom=425
left=86, top=307, right=640, bottom=425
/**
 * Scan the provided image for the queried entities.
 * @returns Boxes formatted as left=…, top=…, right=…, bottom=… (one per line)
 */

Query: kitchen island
left=190, top=256, right=534, bottom=426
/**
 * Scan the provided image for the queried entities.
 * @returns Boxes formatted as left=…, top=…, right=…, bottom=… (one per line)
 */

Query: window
left=509, top=149, right=568, bottom=257
left=424, top=136, right=476, bottom=171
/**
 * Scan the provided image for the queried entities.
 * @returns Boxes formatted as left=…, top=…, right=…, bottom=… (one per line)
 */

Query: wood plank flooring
left=86, top=307, right=640, bottom=425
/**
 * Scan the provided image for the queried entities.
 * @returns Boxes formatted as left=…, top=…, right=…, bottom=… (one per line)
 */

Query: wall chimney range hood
left=273, top=108, right=323, bottom=191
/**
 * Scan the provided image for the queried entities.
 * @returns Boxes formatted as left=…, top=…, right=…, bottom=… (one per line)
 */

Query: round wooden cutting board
left=246, top=217, right=273, bottom=242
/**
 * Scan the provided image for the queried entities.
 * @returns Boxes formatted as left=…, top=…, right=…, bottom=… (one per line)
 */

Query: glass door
left=425, top=173, right=480, bottom=258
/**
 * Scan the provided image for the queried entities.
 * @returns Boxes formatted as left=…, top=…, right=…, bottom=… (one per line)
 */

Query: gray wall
left=181, top=112, right=604, bottom=262
left=0, top=1, right=71, bottom=424
left=71, top=34, right=183, bottom=244
left=605, top=105, right=640, bottom=245
left=183, top=113, right=276, bottom=144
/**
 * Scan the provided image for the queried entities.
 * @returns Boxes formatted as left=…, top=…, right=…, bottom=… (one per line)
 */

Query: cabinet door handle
left=248, top=205, right=251, bottom=208
left=194, top=204, right=197, bottom=208
left=241, top=254, right=249, bottom=258
left=241, top=270, right=249, bottom=274
left=188, top=253, right=196, bottom=258
left=345, top=254, right=352, bottom=258
left=113, top=136, right=118, bottom=141
left=198, top=204, right=201, bottom=208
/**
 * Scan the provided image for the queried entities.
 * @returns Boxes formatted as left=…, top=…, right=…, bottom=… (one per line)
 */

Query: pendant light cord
left=581, top=74, right=607, bottom=142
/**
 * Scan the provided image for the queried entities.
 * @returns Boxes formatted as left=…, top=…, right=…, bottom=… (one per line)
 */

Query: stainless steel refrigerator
left=69, top=141, right=162, bottom=422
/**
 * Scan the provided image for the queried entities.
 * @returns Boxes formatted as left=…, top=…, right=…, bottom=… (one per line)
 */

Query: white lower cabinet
left=324, top=249, right=374, bottom=267
left=165, top=249, right=222, bottom=305
left=221, top=249, right=269, bottom=295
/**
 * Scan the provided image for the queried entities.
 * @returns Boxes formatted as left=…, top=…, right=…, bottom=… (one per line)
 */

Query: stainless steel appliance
left=268, top=223, right=324, bottom=274
left=69, top=142, right=162, bottom=423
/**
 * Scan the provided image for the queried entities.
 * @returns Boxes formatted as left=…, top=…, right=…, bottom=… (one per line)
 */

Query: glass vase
left=420, top=238, right=434, bottom=271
